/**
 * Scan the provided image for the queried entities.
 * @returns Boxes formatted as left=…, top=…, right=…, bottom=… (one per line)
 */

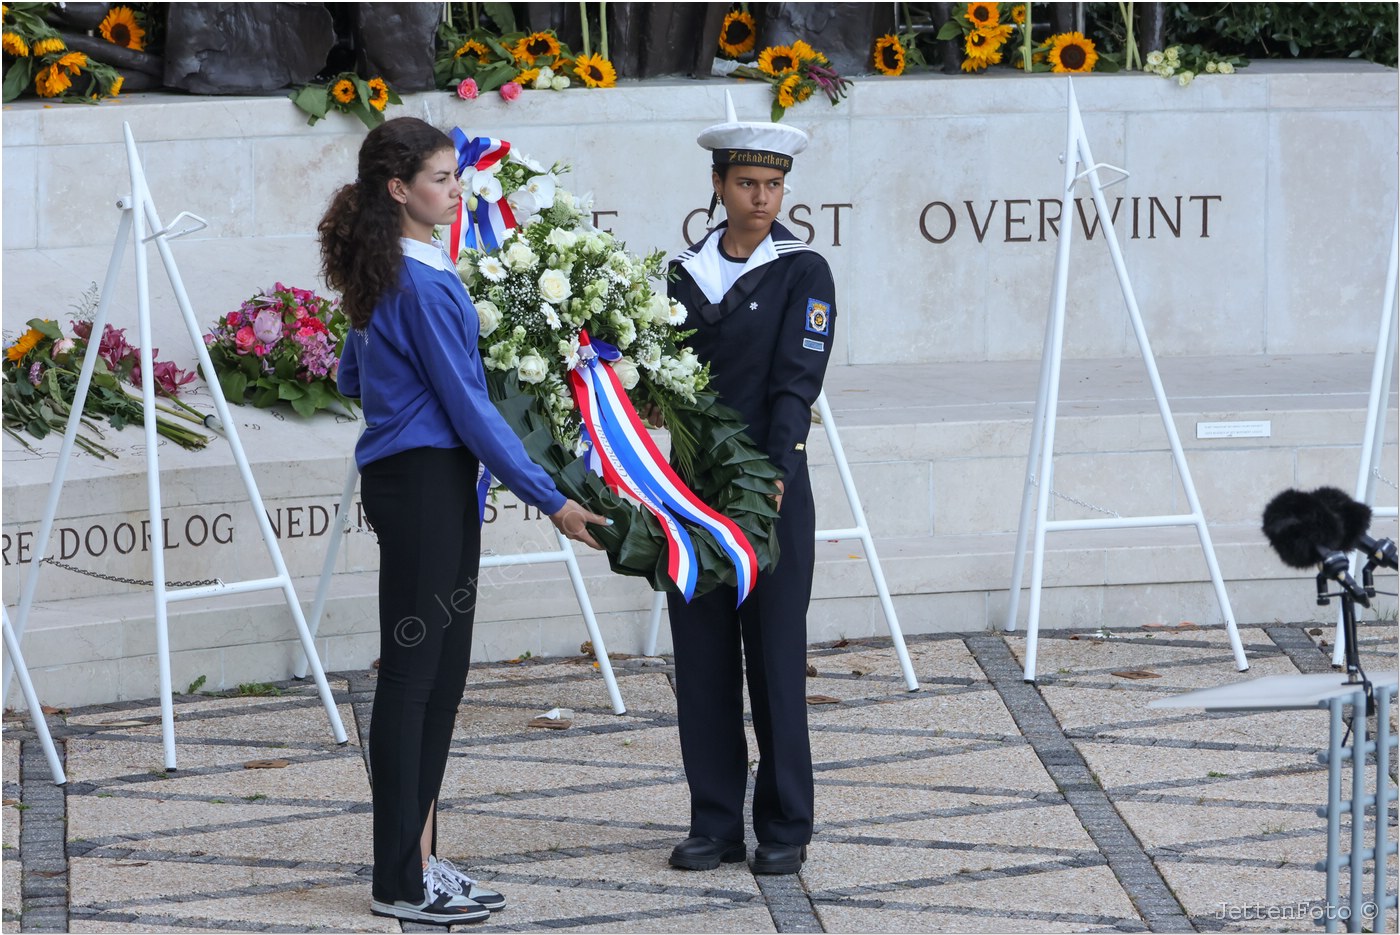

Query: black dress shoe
left=750, top=842, right=807, bottom=874
left=668, top=836, right=746, bottom=870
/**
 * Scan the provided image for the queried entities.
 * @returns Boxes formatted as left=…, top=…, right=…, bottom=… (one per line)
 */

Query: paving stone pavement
left=2, top=622, right=1395, bottom=934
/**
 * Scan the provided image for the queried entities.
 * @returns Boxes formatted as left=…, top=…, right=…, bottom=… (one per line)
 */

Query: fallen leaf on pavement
left=1111, top=670, right=1162, bottom=680
left=805, top=695, right=841, bottom=705
left=243, top=759, right=291, bottom=769
left=528, top=717, right=572, bottom=730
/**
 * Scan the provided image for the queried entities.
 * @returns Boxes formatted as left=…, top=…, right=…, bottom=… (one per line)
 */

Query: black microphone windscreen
left=1262, top=488, right=1342, bottom=568
left=1311, top=486, right=1372, bottom=551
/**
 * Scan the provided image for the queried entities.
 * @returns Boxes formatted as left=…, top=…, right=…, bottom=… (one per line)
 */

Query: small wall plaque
left=1196, top=420, right=1272, bottom=439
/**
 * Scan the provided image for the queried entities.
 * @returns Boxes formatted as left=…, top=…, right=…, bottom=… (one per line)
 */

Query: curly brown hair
left=318, top=117, right=456, bottom=329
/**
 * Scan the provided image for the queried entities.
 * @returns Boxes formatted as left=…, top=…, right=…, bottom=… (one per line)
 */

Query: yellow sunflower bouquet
left=936, top=3, right=1102, bottom=74
left=289, top=71, right=401, bottom=129
left=434, top=15, right=617, bottom=97
left=729, top=39, right=851, bottom=122
left=2, top=1, right=128, bottom=103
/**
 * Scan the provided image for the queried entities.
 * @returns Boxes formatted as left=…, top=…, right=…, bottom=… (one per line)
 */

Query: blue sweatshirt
left=337, top=238, right=566, bottom=516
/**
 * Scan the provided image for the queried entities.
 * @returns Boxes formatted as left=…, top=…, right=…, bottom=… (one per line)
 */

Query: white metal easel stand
left=2, top=124, right=348, bottom=770
left=1, top=608, right=66, bottom=785
left=643, top=390, right=921, bottom=693
left=1333, top=218, right=1399, bottom=667
left=1004, top=81, right=1249, bottom=683
left=296, top=457, right=627, bottom=715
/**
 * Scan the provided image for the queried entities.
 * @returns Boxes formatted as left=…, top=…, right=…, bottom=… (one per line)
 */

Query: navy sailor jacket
left=667, top=220, right=838, bottom=484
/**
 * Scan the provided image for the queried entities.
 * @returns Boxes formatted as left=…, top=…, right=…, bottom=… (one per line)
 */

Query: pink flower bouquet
left=204, top=283, right=357, bottom=418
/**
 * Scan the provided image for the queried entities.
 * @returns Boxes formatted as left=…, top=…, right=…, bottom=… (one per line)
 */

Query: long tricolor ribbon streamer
left=568, top=331, right=758, bottom=605
left=448, top=128, right=517, bottom=261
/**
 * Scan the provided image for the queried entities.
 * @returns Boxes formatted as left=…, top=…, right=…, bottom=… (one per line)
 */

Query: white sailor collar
left=677, top=221, right=810, bottom=305
left=401, top=236, right=454, bottom=273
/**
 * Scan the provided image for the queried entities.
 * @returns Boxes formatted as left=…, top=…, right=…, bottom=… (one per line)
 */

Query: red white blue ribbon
left=568, top=331, right=758, bottom=605
left=448, top=129, right=517, bottom=260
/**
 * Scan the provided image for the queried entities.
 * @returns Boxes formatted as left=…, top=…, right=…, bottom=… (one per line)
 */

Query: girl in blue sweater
left=319, top=116, right=606, bottom=925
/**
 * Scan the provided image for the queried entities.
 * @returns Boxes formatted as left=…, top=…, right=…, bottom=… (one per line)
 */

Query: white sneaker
left=370, top=865, right=490, bottom=925
left=428, top=855, right=507, bottom=912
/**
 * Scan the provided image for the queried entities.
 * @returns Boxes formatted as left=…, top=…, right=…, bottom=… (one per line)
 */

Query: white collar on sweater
left=401, top=236, right=453, bottom=272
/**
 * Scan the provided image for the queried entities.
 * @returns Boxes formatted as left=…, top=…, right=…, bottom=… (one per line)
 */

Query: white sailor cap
left=697, top=91, right=809, bottom=173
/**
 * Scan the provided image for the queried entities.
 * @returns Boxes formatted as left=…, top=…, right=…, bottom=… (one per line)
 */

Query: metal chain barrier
left=40, top=556, right=222, bottom=589
left=1028, top=474, right=1123, bottom=519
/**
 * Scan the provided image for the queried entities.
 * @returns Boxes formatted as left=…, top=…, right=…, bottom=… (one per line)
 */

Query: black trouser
left=361, top=446, right=481, bottom=904
left=667, top=464, right=815, bottom=846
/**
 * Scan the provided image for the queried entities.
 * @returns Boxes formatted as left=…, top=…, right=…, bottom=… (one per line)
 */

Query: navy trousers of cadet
left=361, top=447, right=481, bottom=904
left=668, top=465, right=816, bottom=847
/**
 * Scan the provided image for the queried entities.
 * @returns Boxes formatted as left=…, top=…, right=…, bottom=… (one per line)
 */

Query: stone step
left=11, top=522, right=1391, bottom=709
left=5, top=353, right=1395, bottom=706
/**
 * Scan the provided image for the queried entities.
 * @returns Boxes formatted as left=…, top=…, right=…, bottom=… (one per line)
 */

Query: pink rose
left=457, top=78, right=479, bottom=101
left=234, top=325, right=256, bottom=355
left=499, top=81, right=522, bottom=102
left=252, top=309, right=283, bottom=345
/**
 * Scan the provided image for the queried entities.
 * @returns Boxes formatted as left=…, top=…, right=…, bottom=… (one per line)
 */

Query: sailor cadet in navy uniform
left=664, top=94, right=835, bottom=876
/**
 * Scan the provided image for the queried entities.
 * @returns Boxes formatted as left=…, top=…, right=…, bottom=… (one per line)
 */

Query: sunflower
left=718, top=10, right=756, bottom=57
left=57, top=50, right=86, bottom=74
left=776, top=73, right=800, bottom=109
left=6, top=326, right=45, bottom=362
left=331, top=78, right=355, bottom=104
left=573, top=53, right=616, bottom=88
left=109, top=74, right=123, bottom=96
left=793, top=80, right=813, bottom=103
left=964, top=27, right=1007, bottom=62
left=1048, top=31, right=1098, bottom=73
left=2, top=30, right=28, bottom=57
left=978, top=24, right=1014, bottom=47
left=31, top=36, right=64, bottom=56
left=757, top=44, right=797, bottom=76
left=515, top=66, right=540, bottom=86
left=964, top=2, right=1000, bottom=28
left=367, top=76, right=389, bottom=111
left=873, top=34, right=905, bottom=76
left=98, top=5, right=144, bottom=51
left=961, top=31, right=1005, bottom=70
left=790, top=39, right=822, bottom=63
left=1010, top=4, right=1027, bottom=25
left=513, top=31, right=560, bottom=65
left=455, top=38, right=491, bottom=63
left=34, top=62, right=70, bottom=97
left=1012, top=50, right=1046, bottom=70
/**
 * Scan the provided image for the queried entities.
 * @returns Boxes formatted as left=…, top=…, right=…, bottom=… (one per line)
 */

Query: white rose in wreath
left=505, top=240, right=538, bottom=272
left=475, top=299, right=501, bottom=337
left=517, top=352, right=549, bottom=384
left=538, top=269, right=573, bottom=305
left=545, top=227, right=577, bottom=252
left=611, top=356, right=641, bottom=390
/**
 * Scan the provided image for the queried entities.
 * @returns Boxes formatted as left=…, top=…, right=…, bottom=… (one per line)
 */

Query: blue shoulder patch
left=804, top=299, right=831, bottom=335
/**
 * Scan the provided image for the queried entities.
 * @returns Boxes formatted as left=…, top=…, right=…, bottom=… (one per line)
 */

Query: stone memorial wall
left=3, top=65, right=1396, bottom=705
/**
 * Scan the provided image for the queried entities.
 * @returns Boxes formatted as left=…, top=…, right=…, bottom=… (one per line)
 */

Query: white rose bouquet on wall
left=452, top=142, right=782, bottom=598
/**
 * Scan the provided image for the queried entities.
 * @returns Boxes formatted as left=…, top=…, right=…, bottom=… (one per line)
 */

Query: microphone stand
left=1315, top=567, right=1373, bottom=713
